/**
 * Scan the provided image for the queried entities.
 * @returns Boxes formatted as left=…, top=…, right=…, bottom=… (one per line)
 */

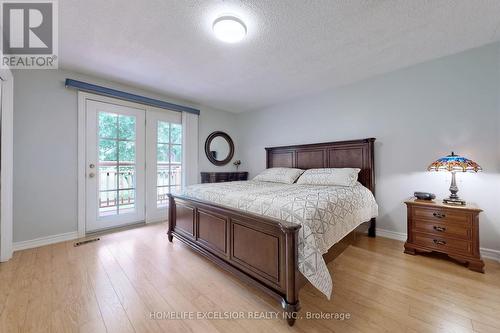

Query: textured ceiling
left=60, top=0, right=500, bottom=112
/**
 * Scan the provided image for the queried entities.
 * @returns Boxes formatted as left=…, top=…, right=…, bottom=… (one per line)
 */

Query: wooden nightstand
left=404, top=199, right=484, bottom=272
left=200, top=171, right=248, bottom=183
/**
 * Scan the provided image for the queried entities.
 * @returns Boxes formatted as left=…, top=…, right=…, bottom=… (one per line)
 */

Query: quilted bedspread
left=177, top=180, right=378, bottom=298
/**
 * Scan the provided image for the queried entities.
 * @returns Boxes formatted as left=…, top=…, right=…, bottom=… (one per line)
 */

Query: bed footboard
left=167, top=194, right=302, bottom=326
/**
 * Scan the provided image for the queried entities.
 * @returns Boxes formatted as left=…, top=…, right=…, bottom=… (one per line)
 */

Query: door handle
left=89, top=172, right=95, bottom=178
left=89, top=163, right=95, bottom=168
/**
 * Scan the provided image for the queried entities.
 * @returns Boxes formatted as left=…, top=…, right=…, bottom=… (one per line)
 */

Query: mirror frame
left=204, top=131, right=235, bottom=166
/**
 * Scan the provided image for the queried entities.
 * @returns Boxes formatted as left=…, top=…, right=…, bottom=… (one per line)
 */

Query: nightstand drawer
left=412, top=206, right=471, bottom=225
left=413, top=219, right=471, bottom=240
left=413, top=232, right=472, bottom=254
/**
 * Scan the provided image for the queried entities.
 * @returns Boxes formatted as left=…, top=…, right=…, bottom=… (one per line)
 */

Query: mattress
left=177, top=180, right=378, bottom=298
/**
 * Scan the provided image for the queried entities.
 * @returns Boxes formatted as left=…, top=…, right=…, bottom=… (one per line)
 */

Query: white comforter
left=177, top=180, right=378, bottom=298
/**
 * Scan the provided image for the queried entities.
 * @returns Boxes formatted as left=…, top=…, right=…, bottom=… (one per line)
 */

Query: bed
left=167, top=138, right=377, bottom=325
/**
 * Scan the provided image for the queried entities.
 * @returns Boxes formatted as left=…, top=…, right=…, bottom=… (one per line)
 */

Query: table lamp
left=427, top=152, right=482, bottom=205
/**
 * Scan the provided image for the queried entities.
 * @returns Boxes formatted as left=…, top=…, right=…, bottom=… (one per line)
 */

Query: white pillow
left=296, top=168, right=361, bottom=186
left=253, top=168, right=304, bottom=184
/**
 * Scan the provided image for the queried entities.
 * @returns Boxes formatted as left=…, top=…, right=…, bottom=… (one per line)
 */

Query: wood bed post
left=282, top=225, right=301, bottom=326
left=366, top=138, right=376, bottom=238
left=368, top=218, right=376, bottom=237
left=167, top=194, right=174, bottom=242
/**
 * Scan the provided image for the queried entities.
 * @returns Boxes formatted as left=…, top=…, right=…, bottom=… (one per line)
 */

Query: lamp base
left=444, top=171, right=466, bottom=206
left=443, top=197, right=466, bottom=206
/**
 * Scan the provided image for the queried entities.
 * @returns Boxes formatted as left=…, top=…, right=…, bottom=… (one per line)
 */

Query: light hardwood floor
left=1, top=222, right=499, bottom=333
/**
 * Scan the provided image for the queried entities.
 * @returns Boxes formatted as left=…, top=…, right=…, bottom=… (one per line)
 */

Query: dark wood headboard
left=265, top=138, right=375, bottom=194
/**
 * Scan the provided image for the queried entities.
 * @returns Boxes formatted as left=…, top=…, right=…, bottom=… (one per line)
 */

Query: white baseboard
left=13, top=231, right=79, bottom=252
left=376, top=228, right=407, bottom=241
left=376, top=228, right=500, bottom=263
left=480, top=248, right=500, bottom=262
left=145, top=217, right=167, bottom=224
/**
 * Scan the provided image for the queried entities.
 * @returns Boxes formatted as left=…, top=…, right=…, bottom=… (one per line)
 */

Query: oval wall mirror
left=205, top=131, right=234, bottom=166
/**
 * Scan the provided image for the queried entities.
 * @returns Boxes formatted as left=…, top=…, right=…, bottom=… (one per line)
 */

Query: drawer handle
left=432, top=212, right=446, bottom=219
left=433, top=239, right=447, bottom=245
left=433, top=226, right=447, bottom=232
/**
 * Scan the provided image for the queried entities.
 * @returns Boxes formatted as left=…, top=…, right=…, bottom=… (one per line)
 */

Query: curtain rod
left=65, top=79, right=200, bottom=115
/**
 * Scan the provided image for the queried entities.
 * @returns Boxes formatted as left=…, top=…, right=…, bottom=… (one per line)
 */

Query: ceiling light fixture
left=213, top=16, right=247, bottom=43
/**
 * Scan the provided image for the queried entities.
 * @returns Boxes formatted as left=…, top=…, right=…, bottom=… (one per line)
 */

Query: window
left=156, top=121, right=182, bottom=207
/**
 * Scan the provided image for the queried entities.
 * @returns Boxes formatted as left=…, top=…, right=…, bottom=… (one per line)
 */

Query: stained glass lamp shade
left=427, top=152, right=482, bottom=205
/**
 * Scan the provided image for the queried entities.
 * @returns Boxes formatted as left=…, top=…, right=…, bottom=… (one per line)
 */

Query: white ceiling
left=60, top=0, right=500, bottom=113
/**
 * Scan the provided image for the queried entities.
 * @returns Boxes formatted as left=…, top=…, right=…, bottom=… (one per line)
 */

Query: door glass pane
left=99, top=165, right=117, bottom=191
left=119, top=166, right=135, bottom=189
left=157, top=187, right=168, bottom=207
left=157, top=164, right=169, bottom=187
left=99, top=191, right=117, bottom=216
left=118, top=190, right=135, bottom=213
left=171, top=124, right=182, bottom=144
left=170, top=165, right=182, bottom=186
left=99, top=112, right=117, bottom=138
left=118, top=141, right=135, bottom=162
left=99, top=139, right=117, bottom=161
left=157, top=143, right=169, bottom=162
left=171, top=145, right=182, bottom=163
left=158, top=121, right=170, bottom=143
left=118, top=115, right=136, bottom=140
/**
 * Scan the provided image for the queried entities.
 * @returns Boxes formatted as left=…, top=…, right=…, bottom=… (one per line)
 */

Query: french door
left=85, top=100, right=146, bottom=231
left=145, top=108, right=182, bottom=222
left=84, top=98, right=183, bottom=232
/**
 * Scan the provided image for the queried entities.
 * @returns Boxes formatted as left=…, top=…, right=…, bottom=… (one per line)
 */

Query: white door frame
left=0, top=68, right=14, bottom=262
left=77, top=92, right=174, bottom=236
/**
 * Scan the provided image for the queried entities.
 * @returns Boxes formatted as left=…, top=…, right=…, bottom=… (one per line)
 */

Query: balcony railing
left=98, top=161, right=181, bottom=210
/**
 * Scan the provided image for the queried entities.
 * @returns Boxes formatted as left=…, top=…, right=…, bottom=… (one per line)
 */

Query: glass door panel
left=97, top=111, right=137, bottom=216
left=156, top=120, right=182, bottom=208
left=145, top=109, right=182, bottom=222
left=86, top=100, right=145, bottom=232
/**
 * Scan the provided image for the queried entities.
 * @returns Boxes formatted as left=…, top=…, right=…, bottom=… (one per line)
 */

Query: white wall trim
left=480, top=248, right=500, bottom=263
left=376, top=228, right=407, bottom=242
left=77, top=92, right=86, bottom=237
left=0, top=69, right=14, bottom=262
left=376, top=228, right=500, bottom=263
left=13, top=231, right=79, bottom=252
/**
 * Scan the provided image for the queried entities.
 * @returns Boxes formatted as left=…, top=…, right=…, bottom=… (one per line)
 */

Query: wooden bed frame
left=167, top=138, right=376, bottom=326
